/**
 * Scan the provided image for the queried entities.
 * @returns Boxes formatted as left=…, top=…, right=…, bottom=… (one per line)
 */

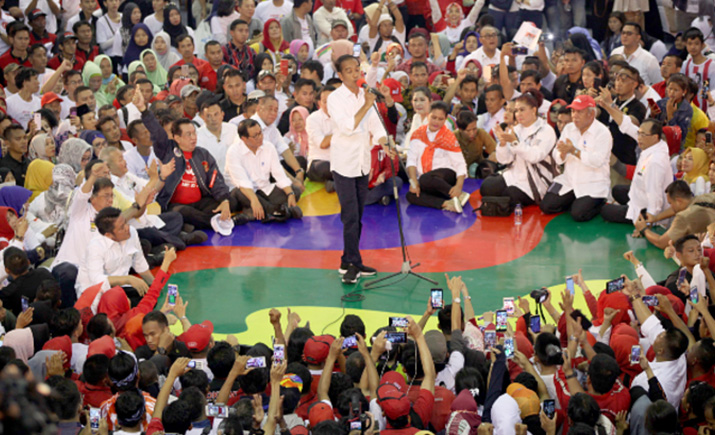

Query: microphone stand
left=364, top=91, right=437, bottom=288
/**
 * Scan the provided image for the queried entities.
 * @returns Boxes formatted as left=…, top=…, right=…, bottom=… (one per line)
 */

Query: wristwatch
left=453, top=297, right=461, bottom=304
left=564, top=373, right=577, bottom=380
left=157, top=347, right=167, bottom=356
left=132, top=202, right=141, bottom=210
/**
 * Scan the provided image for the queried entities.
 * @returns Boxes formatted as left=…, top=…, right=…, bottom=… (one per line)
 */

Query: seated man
left=540, top=95, right=612, bottom=222
left=454, top=110, right=497, bottom=179
left=76, top=206, right=154, bottom=306
left=227, top=119, right=302, bottom=222
left=406, top=101, right=469, bottom=213
left=1, top=246, right=54, bottom=315
left=51, top=160, right=149, bottom=307
left=124, top=120, right=161, bottom=179
left=134, top=90, right=242, bottom=230
left=305, top=85, right=335, bottom=190
left=600, top=119, right=673, bottom=224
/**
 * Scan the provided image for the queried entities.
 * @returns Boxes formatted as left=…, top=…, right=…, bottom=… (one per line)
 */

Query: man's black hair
left=302, top=60, right=324, bottom=81
left=459, top=75, right=479, bottom=89
left=437, top=304, right=464, bottom=333
left=644, top=400, right=679, bottom=434
left=294, top=77, right=316, bottom=93
left=179, top=386, right=206, bottom=422
left=83, top=354, right=110, bottom=385
left=237, top=363, right=269, bottom=394
left=28, top=43, right=46, bottom=57
left=520, top=69, right=542, bottom=84
left=514, top=372, right=538, bottom=395
left=207, top=341, right=236, bottom=378
left=230, top=18, right=247, bottom=31
left=335, top=54, right=358, bottom=74
left=687, top=382, right=715, bottom=420
left=328, top=372, right=353, bottom=405
left=665, top=180, right=693, bottom=200
left=94, top=207, right=121, bottom=236
left=48, top=377, right=81, bottom=420
left=108, top=352, right=138, bottom=391
left=72, top=20, right=92, bottom=35
left=693, top=338, right=715, bottom=370
left=455, top=366, right=485, bottom=405
left=35, top=279, right=61, bottom=308
left=0, top=347, right=16, bottom=372
left=345, top=352, right=366, bottom=384
left=49, top=308, right=81, bottom=338
left=287, top=327, right=313, bottom=364
left=115, top=390, right=145, bottom=427
left=410, top=61, right=428, bottom=73
left=662, top=328, right=689, bottom=360
left=312, top=420, right=347, bottom=434
left=87, top=313, right=113, bottom=340
left=675, top=234, right=700, bottom=253
left=286, top=362, right=312, bottom=394
left=15, top=67, right=37, bottom=90
left=142, top=310, right=169, bottom=327
left=642, top=118, right=663, bottom=137
left=587, top=354, right=621, bottom=394
left=456, top=110, right=478, bottom=130
left=567, top=393, right=600, bottom=426
left=74, top=85, right=91, bottom=101
left=180, top=369, right=210, bottom=393
left=563, top=46, right=585, bottom=59
left=340, top=314, right=365, bottom=338
left=116, top=84, right=135, bottom=104
left=3, top=247, right=28, bottom=276
left=484, top=84, right=505, bottom=99
left=336, top=387, right=369, bottom=419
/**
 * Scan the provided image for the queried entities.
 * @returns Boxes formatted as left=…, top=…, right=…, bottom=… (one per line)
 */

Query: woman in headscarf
left=251, top=19, right=289, bottom=61
left=112, top=2, right=142, bottom=64
left=290, top=40, right=310, bottom=71
left=4, top=327, right=34, bottom=363
left=24, top=159, right=54, bottom=203
left=163, top=4, right=190, bottom=48
left=58, top=138, right=93, bottom=174
left=123, top=24, right=153, bottom=75
left=567, top=29, right=603, bottom=61
left=431, top=1, right=480, bottom=44
left=444, top=389, right=482, bottom=433
left=82, top=60, right=103, bottom=94
left=207, top=0, right=239, bottom=46
left=0, top=186, right=32, bottom=216
left=27, top=164, right=77, bottom=231
left=28, top=133, right=56, bottom=163
left=94, top=54, right=127, bottom=108
left=680, top=147, right=710, bottom=196
left=284, top=106, right=310, bottom=164
left=151, top=31, right=181, bottom=71
left=140, top=49, right=168, bottom=89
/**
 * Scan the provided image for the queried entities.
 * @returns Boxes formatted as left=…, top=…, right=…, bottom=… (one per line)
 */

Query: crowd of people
left=0, top=0, right=711, bottom=432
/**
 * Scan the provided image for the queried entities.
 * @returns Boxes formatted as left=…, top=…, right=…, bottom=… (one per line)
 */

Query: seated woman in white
left=406, top=101, right=469, bottom=213
left=480, top=91, right=559, bottom=210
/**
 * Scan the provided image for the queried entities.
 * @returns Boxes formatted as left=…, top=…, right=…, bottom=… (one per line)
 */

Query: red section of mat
left=169, top=196, right=556, bottom=274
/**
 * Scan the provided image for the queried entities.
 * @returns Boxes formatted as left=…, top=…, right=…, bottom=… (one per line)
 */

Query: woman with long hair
left=602, top=12, right=626, bottom=57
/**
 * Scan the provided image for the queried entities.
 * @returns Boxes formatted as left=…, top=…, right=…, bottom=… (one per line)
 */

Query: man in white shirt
left=476, top=84, right=505, bottom=135
left=406, top=101, right=469, bottom=213
left=51, top=161, right=150, bottom=307
left=125, top=120, right=161, bottom=180
left=461, top=26, right=501, bottom=75
left=313, top=0, right=353, bottom=46
left=196, top=95, right=239, bottom=189
left=610, top=23, right=663, bottom=86
left=540, top=95, right=612, bottom=222
left=306, top=85, right=335, bottom=191
left=6, top=67, right=41, bottom=129
left=601, top=119, right=673, bottom=224
left=226, top=118, right=302, bottom=223
left=76, top=206, right=154, bottom=305
left=255, top=0, right=293, bottom=23
left=327, top=55, right=386, bottom=283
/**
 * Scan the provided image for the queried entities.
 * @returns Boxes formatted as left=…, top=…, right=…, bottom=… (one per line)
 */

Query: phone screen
left=503, top=297, right=515, bottom=315
left=677, top=268, right=688, bottom=286
left=167, top=284, right=178, bottom=306
left=530, top=315, right=541, bottom=333
left=69, top=107, right=77, bottom=117
left=389, top=317, right=408, bottom=328
left=280, top=59, right=289, bottom=76
left=496, top=310, right=507, bottom=332
left=385, top=331, right=407, bottom=343
left=431, top=289, right=444, bottom=309
left=89, top=407, right=101, bottom=429
left=642, top=295, right=659, bottom=307
left=33, top=113, right=41, bottom=128
left=504, top=338, right=515, bottom=358
left=593, top=77, right=602, bottom=89
left=543, top=400, right=555, bottom=419
left=690, top=287, right=699, bottom=304
left=246, top=357, right=266, bottom=368
left=21, top=296, right=29, bottom=312
left=630, top=345, right=641, bottom=364
left=606, top=277, right=625, bottom=294
left=566, top=276, right=575, bottom=295
left=342, top=335, right=358, bottom=349
left=484, top=331, right=496, bottom=348
left=274, top=344, right=285, bottom=364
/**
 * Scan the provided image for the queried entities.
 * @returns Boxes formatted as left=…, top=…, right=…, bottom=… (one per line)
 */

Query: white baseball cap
left=210, top=214, right=234, bottom=236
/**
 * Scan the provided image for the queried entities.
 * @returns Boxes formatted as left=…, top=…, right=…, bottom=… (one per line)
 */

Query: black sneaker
left=232, top=213, right=252, bottom=226
left=289, top=206, right=303, bottom=219
left=380, top=195, right=391, bottom=206
left=325, top=180, right=336, bottom=193
left=339, top=263, right=376, bottom=276
left=181, top=230, right=208, bottom=245
left=342, top=264, right=361, bottom=284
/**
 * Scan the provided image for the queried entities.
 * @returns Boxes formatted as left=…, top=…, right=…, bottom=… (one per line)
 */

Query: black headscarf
left=30, top=324, right=50, bottom=353
left=569, top=33, right=598, bottom=62
left=163, top=5, right=188, bottom=48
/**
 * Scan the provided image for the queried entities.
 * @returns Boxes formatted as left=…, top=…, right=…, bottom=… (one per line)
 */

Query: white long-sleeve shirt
left=225, top=139, right=292, bottom=195
left=406, top=127, right=467, bottom=177
left=306, top=109, right=332, bottom=165
left=52, top=188, right=98, bottom=269
left=327, top=85, right=386, bottom=177
left=551, top=119, right=612, bottom=199
left=611, top=46, right=663, bottom=86
left=625, top=141, right=673, bottom=221
left=197, top=123, right=240, bottom=189
left=313, top=6, right=354, bottom=46
left=496, top=118, right=557, bottom=201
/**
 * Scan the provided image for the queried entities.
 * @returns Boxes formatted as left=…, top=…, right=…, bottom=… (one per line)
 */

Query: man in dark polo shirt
left=219, top=67, right=246, bottom=122
left=597, top=64, right=646, bottom=166
left=0, top=22, right=33, bottom=86
left=0, top=124, right=29, bottom=186
left=552, top=47, right=585, bottom=104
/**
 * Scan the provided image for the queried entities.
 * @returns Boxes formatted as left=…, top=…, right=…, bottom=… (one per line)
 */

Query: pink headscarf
left=290, top=40, right=309, bottom=66
left=5, top=328, right=34, bottom=363
left=288, top=106, right=310, bottom=157
left=331, top=40, right=355, bottom=63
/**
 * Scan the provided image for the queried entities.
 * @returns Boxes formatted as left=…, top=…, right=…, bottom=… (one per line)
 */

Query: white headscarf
left=152, top=31, right=181, bottom=71
left=492, top=394, right=522, bottom=435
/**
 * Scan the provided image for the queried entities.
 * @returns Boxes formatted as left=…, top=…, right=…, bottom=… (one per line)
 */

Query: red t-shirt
left=48, top=54, right=85, bottom=72
left=30, top=32, right=56, bottom=47
left=403, top=387, right=437, bottom=431
left=312, top=0, right=363, bottom=14
left=170, top=151, right=202, bottom=205
left=76, top=381, right=113, bottom=409
left=589, top=380, right=631, bottom=424
left=171, top=56, right=208, bottom=70
left=198, top=62, right=224, bottom=92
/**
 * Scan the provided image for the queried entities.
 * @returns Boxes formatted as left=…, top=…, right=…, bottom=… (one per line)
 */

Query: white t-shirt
left=6, top=93, right=41, bottom=129
left=255, top=0, right=294, bottom=23
left=143, top=13, right=164, bottom=37
left=19, top=0, right=57, bottom=33
left=0, top=12, right=16, bottom=56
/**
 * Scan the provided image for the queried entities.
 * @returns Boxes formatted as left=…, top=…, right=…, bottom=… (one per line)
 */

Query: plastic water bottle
left=514, top=204, right=523, bottom=226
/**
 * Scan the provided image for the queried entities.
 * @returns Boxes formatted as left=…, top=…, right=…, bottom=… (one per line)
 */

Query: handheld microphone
left=361, top=82, right=384, bottom=100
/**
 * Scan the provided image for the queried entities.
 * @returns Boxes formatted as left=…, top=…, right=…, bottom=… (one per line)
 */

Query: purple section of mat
left=202, top=179, right=482, bottom=250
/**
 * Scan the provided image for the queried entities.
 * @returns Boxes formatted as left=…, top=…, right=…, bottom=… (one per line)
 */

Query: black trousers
left=232, top=186, right=301, bottom=216
left=307, top=160, right=333, bottom=183
left=52, top=262, right=78, bottom=309
left=281, top=157, right=308, bottom=175
left=406, top=168, right=456, bottom=209
left=600, top=185, right=631, bottom=223
left=480, top=175, right=535, bottom=208
left=168, top=196, right=240, bottom=230
left=137, top=211, right=187, bottom=251
left=540, top=189, right=605, bottom=222
left=332, top=171, right=368, bottom=267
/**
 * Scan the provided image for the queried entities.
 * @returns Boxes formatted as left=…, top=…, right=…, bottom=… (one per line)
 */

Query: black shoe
left=380, top=195, right=391, bottom=206
left=182, top=223, right=195, bottom=233
left=181, top=230, right=208, bottom=245
left=289, top=206, right=303, bottom=219
left=325, top=180, right=336, bottom=193
left=339, top=263, right=376, bottom=276
left=342, top=264, right=361, bottom=284
left=263, top=205, right=290, bottom=223
left=232, top=213, right=252, bottom=226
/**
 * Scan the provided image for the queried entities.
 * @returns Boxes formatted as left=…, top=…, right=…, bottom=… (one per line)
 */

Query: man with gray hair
left=540, top=95, right=613, bottom=222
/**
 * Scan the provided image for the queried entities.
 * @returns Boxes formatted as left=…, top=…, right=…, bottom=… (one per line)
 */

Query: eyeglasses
left=481, top=33, right=499, bottom=39
left=621, top=31, right=637, bottom=36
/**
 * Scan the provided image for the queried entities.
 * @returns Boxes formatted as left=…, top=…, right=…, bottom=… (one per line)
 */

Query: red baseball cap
left=290, top=426, right=309, bottom=435
left=302, top=335, right=334, bottom=365
left=41, top=92, right=63, bottom=106
left=178, top=320, right=214, bottom=353
left=88, top=335, right=116, bottom=359
left=382, top=78, right=403, bottom=103
left=377, top=384, right=411, bottom=419
left=567, top=95, right=596, bottom=110
left=380, top=370, right=407, bottom=391
left=308, top=402, right=334, bottom=427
